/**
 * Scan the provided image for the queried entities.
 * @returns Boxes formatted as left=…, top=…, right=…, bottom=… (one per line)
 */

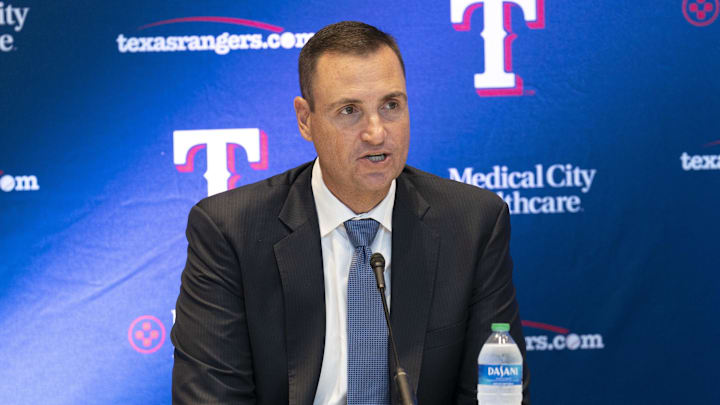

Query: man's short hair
left=298, top=21, right=406, bottom=111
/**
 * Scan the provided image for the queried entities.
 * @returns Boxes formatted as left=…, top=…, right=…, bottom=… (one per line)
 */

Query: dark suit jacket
left=171, top=161, right=529, bottom=404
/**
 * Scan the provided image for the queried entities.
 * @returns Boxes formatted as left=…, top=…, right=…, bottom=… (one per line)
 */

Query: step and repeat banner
left=1, top=1, right=718, bottom=404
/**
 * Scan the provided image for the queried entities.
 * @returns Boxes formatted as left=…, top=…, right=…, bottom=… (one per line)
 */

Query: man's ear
left=294, top=96, right=313, bottom=142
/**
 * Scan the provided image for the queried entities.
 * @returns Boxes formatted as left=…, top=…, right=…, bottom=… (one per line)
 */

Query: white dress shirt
left=311, top=159, right=395, bottom=405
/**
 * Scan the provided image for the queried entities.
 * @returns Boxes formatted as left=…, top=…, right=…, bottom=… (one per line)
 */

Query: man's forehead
left=312, top=47, right=406, bottom=102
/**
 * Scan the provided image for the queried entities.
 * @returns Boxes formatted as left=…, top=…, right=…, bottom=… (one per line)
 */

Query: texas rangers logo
left=173, top=128, right=268, bottom=196
left=451, top=0, right=545, bottom=96
left=683, top=0, right=719, bottom=26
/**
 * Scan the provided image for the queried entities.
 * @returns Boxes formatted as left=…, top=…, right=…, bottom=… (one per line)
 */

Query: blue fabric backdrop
left=1, top=1, right=719, bottom=403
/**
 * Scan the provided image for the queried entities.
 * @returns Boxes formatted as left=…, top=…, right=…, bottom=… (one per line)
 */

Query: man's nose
left=361, top=114, right=386, bottom=145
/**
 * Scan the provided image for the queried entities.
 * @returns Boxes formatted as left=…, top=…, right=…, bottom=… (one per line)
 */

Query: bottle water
left=477, top=323, right=523, bottom=405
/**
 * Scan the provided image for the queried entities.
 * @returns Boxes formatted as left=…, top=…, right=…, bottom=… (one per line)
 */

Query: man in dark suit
left=171, top=21, right=529, bottom=404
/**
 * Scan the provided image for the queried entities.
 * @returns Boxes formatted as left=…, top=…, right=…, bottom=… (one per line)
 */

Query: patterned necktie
left=344, top=219, right=390, bottom=405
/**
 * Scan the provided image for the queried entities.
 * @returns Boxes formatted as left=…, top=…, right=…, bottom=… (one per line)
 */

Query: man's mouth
left=365, top=153, right=387, bottom=162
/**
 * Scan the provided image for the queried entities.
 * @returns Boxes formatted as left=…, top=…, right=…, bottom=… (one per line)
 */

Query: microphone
left=370, top=253, right=415, bottom=405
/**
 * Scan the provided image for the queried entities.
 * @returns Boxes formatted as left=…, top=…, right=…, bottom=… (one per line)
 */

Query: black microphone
left=370, top=253, right=415, bottom=405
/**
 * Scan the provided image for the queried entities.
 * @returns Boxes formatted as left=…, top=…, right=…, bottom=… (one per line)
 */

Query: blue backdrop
left=1, top=1, right=719, bottom=403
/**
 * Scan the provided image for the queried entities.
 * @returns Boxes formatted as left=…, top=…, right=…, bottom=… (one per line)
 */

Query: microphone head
left=370, top=253, right=385, bottom=269
left=370, top=253, right=386, bottom=290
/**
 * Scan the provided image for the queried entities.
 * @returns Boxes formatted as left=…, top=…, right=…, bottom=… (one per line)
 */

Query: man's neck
left=325, top=183, right=388, bottom=214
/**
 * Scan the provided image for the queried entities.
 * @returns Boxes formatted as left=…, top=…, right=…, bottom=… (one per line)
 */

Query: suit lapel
left=274, top=165, right=325, bottom=405
left=390, top=172, right=440, bottom=401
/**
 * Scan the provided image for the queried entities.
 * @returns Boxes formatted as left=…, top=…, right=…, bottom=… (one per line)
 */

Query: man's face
left=294, top=45, right=410, bottom=210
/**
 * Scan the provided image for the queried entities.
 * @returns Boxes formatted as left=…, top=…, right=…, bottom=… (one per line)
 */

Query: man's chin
left=356, top=176, right=394, bottom=196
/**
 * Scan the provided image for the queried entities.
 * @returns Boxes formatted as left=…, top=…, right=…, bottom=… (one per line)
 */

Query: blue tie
left=344, top=219, right=390, bottom=405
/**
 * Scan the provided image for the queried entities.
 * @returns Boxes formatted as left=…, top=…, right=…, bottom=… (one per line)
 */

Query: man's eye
left=340, top=106, right=356, bottom=115
left=384, top=101, right=399, bottom=110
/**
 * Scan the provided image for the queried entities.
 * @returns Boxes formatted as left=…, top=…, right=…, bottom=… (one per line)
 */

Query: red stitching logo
left=683, top=0, right=719, bottom=26
left=128, top=315, right=166, bottom=354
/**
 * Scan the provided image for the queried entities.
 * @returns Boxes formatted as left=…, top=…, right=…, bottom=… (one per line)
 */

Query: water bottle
left=477, top=323, right=523, bottom=405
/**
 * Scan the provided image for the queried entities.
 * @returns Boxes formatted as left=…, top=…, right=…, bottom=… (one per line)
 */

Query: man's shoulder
left=399, top=165, right=506, bottom=213
left=193, top=161, right=313, bottom=222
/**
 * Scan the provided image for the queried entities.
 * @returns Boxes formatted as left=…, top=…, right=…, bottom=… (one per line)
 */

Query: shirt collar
left=311, top=158, right=395, bottom=237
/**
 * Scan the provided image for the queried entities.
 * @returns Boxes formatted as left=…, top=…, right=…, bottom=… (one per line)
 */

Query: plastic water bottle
left=477, top=323, right=523, bottom=405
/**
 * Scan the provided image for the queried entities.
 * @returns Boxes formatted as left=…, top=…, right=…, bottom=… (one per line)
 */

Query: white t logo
left=173, top=128, right=268, bottom=196
left=451, top=0, right=545, bottom=96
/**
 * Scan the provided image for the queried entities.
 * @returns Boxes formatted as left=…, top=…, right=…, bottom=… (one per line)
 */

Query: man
left=171, top=21, right=529, bottom=404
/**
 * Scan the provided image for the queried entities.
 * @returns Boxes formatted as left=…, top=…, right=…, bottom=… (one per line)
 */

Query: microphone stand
left=371, top=253, right=415, bottom=405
